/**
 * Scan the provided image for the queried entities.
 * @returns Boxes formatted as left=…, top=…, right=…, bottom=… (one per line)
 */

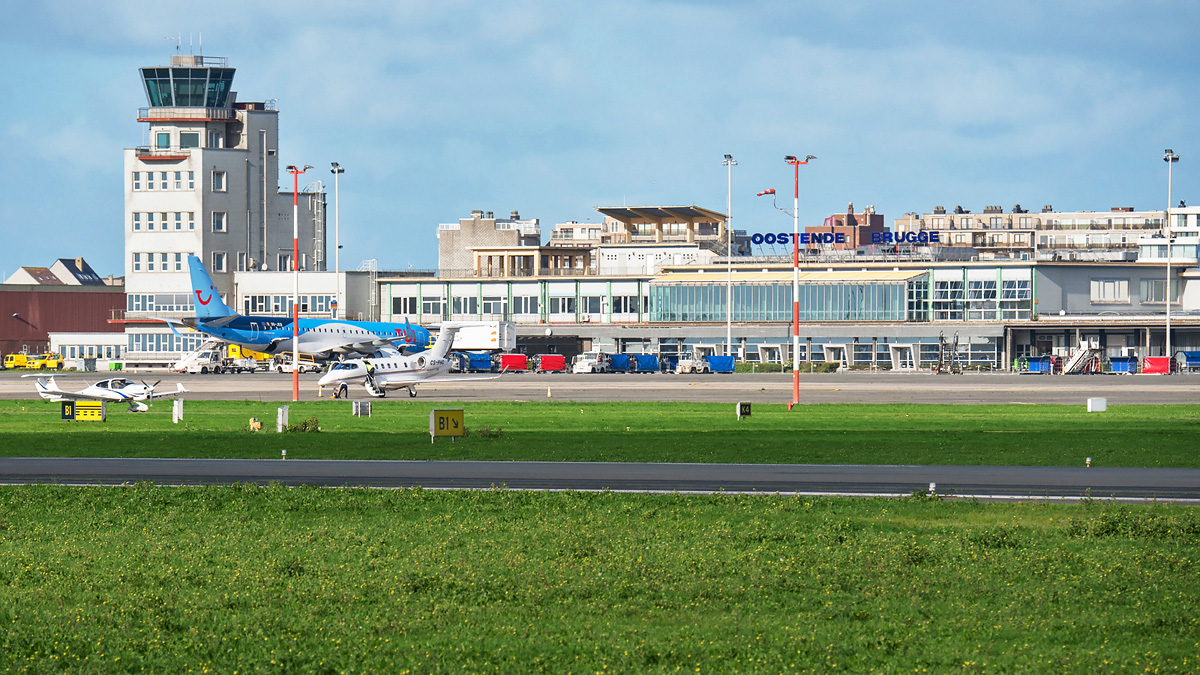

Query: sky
left=1, top=0, right=1198, bottom=279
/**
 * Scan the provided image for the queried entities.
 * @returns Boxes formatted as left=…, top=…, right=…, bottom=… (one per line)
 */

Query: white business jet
left=318, top=323, right=500, bottom=398
left=32, top=376, right=188, bottom=413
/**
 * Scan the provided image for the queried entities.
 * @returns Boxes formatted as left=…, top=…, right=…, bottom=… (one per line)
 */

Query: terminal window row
left=128, top=332, right=206, bottom=355
left=243, top=295, right=333, bottom=315
left=396, top=294, right=645, bottom=321
left=62, top=345, right=122, bottom=360
left=1090, top=278, right=1178, bottom=304
left=132, top=171, right=194, bottom=191
left=132, top=252, right=188, bottom=272
left=128, top=293, right=195, bottom=313
left=151, top=130, right=225, bottom=151
left=131, top=170, right=225, bottom=192
left=132, top=211, right=195, bottom=231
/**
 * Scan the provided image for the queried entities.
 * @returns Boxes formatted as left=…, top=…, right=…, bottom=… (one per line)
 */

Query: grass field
left=0, top=485, right=1196, bottom=673
left=2, top=399, right=1199, bottom=467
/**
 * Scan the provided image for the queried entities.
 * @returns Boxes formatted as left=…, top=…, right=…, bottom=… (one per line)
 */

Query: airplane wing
left=422, top=373, right=504, bottom=383
left=330, top=337, right=415, bottom=356
left=378, top=372, right=503, bottom=389
left=148, top=383, right=189, bottom=400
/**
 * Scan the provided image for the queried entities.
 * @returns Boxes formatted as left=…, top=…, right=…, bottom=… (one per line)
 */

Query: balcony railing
left=135, top=147, right=190, bottom=159
left=137, top=107, right=234, bottom=121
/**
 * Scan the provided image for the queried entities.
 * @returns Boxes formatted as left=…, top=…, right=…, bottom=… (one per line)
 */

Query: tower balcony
left=137, top=107, right=234, bottom=122
left=134, top=146, right=190, bottom=161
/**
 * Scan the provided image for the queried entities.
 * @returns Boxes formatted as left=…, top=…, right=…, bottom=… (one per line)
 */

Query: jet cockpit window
left=331, top=363, right=359, bottom=371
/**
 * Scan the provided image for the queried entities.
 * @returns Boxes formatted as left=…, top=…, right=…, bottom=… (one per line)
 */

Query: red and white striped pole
left=286, top=164, right=311, bottom=402
left=784, top=155, right=814, bottom=410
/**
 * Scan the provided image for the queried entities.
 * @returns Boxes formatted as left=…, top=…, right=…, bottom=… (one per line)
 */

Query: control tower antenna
left=167, top=34, right=181, bottom=54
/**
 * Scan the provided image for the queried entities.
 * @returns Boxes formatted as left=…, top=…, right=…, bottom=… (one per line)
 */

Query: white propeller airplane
left=318, top=323, right=501, bottom=398
left=32, top=376, right=188, bottom=413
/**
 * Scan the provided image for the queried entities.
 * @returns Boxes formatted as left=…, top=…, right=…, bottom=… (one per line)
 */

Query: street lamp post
left=286, top=164, right=312, bottom=402
left=331, top=162, right=345, bottom=320
left=784, top=155, right=815, bottom=410
left=1165, top=149, right=1179, bottom=366
left=723, top=154, right=737, bottom=358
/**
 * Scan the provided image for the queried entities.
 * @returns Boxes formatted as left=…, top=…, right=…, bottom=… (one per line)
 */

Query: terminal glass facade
left=649, top=280, right=910, bottom=322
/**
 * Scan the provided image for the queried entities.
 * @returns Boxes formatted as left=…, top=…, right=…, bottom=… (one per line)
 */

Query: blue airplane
left=172, top=254, right=432, bottom=359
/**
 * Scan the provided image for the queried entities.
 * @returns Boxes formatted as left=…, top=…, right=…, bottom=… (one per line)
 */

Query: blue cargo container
left=466, top=352, right=495, bottom=372
left=659, top=355, right=678, bottom=372
left=1025, top=356, right=1056, bottom=374
left=633, top=354, right=659, bottom=373
left=1109, top=356, right=1138, bottom=373
left=706, top=355, right=735, bottom=373
left=1179, top=352, right=1200, bottom=372
left=609, top=354, right=630, bottom=372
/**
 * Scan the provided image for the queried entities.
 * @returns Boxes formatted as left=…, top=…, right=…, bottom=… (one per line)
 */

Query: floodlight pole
left=287, top=164, right=311, bottom=402
left=1164, top=149, right=1179, bottom=366
left=723, top=154, right=737, bottom=358
left=785, top=155, right=814, bottom=410
left=331, top=162, right=345, bottom=319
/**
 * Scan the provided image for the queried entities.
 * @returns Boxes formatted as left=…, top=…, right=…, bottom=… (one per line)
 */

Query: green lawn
left=1, top=399, right=1198, bottom=467
left=0, top=486, right=1195, bottom=673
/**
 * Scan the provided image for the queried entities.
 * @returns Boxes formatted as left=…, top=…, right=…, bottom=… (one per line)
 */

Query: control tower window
left=156, top=132, right=170, bottom=149
left=180, top=132, right=199, bottom=149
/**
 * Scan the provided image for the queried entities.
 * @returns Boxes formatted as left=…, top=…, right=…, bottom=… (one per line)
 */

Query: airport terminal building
left=378, top=204, right=1200, bottom=370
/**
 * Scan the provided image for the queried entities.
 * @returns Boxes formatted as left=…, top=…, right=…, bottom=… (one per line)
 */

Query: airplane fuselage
left=190, top=316, right=432, bottom=357
left=318, top=352, right=452, bottom=390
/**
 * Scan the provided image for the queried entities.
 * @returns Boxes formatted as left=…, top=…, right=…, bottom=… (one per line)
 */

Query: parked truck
left=448, top=321, right=517, bottom=352
left=571, top=351, right=610, bottom=374
left=675, top=352, right=710, bottom=374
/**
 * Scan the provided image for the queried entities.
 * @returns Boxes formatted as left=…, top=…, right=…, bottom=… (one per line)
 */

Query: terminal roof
left=596, top=206, right=727, bottom=223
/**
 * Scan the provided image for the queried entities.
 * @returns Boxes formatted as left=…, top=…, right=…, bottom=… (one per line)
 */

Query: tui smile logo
left=195, top=286, right=214, bottom=306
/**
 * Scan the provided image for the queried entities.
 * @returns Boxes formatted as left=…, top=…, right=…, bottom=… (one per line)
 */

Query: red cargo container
left=1142, top=356, right=1170, bottom=374
left=535, top=354, right=566, bottom=372
left=499, top=353, right=528, bottom=372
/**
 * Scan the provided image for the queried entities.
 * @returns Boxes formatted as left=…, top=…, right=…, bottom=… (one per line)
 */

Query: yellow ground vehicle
left=25, top=353, right=64, bottom=370
left=3, top=353, right=30, bottom=369
left=272, top=353, right=321, bottom=374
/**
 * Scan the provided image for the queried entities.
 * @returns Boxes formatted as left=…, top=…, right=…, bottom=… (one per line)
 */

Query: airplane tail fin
left=430, top=324, right=462, bottom=360
left=188, top=254, right=236, bottom=321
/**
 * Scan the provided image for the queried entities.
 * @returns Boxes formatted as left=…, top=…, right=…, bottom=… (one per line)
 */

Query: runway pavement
left=4, top=370, right=1200, bottom=404
left=3, top=458, right=1197, bottom=502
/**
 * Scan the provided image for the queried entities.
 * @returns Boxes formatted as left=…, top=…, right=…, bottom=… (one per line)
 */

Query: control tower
left=121, top=52, right=327, bottom=367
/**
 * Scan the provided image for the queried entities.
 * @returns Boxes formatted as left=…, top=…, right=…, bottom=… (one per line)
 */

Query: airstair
left=171, top=338, right=225, bottom=373
left=935, top=332, right=961, bottom=374
left=1063, top=347, right=1102, bottom=374
left=363, top=370, right=385, bottom=398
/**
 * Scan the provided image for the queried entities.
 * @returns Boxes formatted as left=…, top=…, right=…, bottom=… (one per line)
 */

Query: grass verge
left=1, top=399, right=1199, bottom=467
left=0, top=485, right=1196, bottom=672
